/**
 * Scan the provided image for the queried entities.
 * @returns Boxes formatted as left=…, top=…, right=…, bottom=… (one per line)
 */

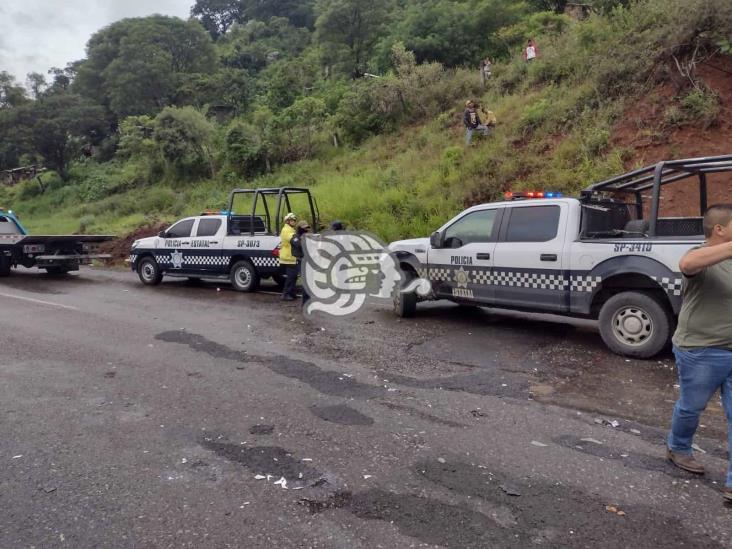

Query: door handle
left=476, top=253, right=491, bottom=260
left=540, top=254, right=557, bottom=261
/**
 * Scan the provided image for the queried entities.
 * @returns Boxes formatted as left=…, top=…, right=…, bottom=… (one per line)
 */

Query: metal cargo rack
left=582, top=154, right=732, bottom=237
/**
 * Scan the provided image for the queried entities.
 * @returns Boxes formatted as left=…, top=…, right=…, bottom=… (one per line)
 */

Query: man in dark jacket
left=291, top=220, right=311, bottom=306
left=464, top=100, right=490, bottom=145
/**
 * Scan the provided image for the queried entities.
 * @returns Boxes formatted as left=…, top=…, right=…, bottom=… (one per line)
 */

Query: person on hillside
left=481, top=58, right=492, bottom=86
left=477, top=102, right=497, bottom=128
left=666, top=204, right=732, bottom=502
left=279, top=212, right=299, bottom=301
left=290, top=220, right=312, bottom=306
left=463, top=100, right=490, bottom=145
left=330, top=220, right=346, bottom=231
left=523, top=39, right=539, bottom=62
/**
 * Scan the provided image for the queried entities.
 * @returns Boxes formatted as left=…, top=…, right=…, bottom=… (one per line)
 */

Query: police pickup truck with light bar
left=390, top=155, right=728, bottom=358
left=129, top=187, right=319, bottom=292
left=0, top=208, right=113, bottom=276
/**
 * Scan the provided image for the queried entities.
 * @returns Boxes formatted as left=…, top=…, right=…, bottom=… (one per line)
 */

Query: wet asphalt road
left=1, top=267, right=731, bottom=548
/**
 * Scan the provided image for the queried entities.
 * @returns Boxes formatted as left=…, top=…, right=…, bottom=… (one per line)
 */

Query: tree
left=243, top=0, right=316, bottom=29
left=373, top=0, right=531, bottom=68
left=152, top=106, right=216, bottom=178
left=191, top=0, right=316, bottom=40
left=26, top=73, right=47, bottom=99
left=174, top=68, right=253, bottom=112
left=191, top=0, right=244, bottom=39
left=218, top=17, right=311, bottom=73
left=0, top=72, right=28, bottom=109
left=18, top=94, right=107, bottom=180
left=277, top=96, right=328, bottom=158
left=73, top=16, right=217, bottom=118
left=528, top=0, right=568, bottom=13
left=315, top=0, right=393, bottom=77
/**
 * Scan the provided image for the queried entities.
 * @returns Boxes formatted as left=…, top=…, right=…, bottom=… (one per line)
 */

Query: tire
left=598, top=291, right=673, bottom=359
left=137, top=256, right=163, bottom=286
left=45, top=266, right=70, bottom=275
left=393, top=268, right=418, bottom=318
left=230, top=260, right=260, bottom=292
left=0, top=256, right=11, bottom=277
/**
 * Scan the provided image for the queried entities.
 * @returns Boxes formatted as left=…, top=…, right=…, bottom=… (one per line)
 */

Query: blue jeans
left=466, top=125, right=490, bottom=144
left=668, top=346, right=732, bottom=486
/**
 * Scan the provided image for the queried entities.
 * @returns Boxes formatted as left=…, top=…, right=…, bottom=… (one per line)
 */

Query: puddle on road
left=268, top=358, right=383, bottom=399
left=155, top=330, right=385, bottom=399
left=410, top=458, right=723, bottom=548
left=302, top=489, right=514, bottom=548
left=310, top=404, right=374, bottom=426
left=200, top=440, right=322, bottom=483
left=156, top=331, right=247, bottom=362
left=552, top=434, right=727, bottom=487
left=249, top=424, right=275, bottom=435
left=382, top=370, right=528, bottom=399
left=376, top=401, right=466, bottom=428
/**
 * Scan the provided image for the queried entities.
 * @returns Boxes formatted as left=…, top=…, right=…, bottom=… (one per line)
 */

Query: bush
left=681, top=88, right=721, bottom=129
left=153, top=106, right=215, bottom=180
left=225, top=121, right=266, bottom=176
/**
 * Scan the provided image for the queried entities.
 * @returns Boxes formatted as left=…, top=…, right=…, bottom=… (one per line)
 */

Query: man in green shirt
left=667, top=204, right=732, bottom=502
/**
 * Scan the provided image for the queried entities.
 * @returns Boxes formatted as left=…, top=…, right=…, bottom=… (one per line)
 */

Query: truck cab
left=391, top=155, right=725, bottom=358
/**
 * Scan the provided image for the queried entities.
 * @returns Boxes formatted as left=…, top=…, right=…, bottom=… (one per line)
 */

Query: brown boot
left=723, top=488, right=732, bottom=502
left=667, top=448, right=705, bottom=474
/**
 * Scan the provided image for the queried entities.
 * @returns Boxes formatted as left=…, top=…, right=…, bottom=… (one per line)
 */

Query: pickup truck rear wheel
left=230, top=260, right=259, bottom=292
left=45, top=266, right=70, bottom=275
left=138, top=257, right=163, bottom=286
left=0, top=256, right=11, bottom=277
left=598, top=291, right=673, bottom=359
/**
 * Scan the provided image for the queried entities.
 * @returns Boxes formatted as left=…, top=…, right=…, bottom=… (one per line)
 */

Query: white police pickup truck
left=390, top=155, right=728, bottom=358
left=129, top=187, right=319, bottom=292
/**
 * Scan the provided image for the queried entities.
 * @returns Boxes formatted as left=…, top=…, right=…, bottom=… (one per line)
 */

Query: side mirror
left=158, top=230, right=167, bottom=238
left=430, top=231, right=443, bottom=249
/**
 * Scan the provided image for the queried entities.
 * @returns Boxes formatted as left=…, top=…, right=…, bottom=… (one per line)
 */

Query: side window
left=197, top=218, right=222, bottom=237
left=0, top=216, right=13, bottom=235
left=167, top=219, right=194, bottom=238
left=444, top=209, right=499, bottom=248
left=505, top=206, right=560, bottom=242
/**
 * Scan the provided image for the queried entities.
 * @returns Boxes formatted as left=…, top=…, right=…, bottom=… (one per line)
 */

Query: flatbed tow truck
left=0, top=208, right=114, bottom=276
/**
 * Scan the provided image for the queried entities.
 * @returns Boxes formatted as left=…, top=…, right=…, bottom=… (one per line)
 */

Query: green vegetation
left=0, top=0, right=730, bottom=241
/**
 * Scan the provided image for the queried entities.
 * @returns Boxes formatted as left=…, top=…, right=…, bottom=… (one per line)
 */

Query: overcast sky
left=0, top=0, right=193, bottom=85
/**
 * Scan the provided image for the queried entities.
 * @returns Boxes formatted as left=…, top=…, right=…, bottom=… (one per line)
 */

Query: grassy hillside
left=3, top=0, right=730, bottom=242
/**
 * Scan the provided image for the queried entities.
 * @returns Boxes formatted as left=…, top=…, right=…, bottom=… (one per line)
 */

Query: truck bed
left=7, top=235, right=115, bottom=245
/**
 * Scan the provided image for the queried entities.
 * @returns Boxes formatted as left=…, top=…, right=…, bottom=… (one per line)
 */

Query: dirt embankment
left=100, top=221, right=167, bottom=264
left=611, top=55, right=732, bottom=217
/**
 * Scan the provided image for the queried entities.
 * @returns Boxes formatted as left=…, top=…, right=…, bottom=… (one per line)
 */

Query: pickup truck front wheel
left=598, top=291, right=673, bottom=359
left=138, top=257, right=163, bottom=286
left=393, top=269, right=418, bottom=318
